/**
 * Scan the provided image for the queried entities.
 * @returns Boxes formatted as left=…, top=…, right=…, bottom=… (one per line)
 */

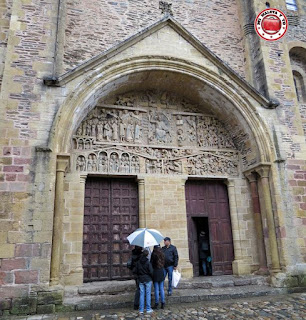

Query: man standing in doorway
left=162, top=237, right=179, bottom=296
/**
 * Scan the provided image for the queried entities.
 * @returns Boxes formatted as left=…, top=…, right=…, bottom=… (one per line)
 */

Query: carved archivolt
left=72, top=91, right=241, bottom=177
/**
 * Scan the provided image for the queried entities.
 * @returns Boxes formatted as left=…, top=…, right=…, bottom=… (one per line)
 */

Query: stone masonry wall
left=0, top=0, right=12, bottom=88
left=63, top=0, right=246, bottom=77
left=0, top=0, right=61, bottom=313
left=287, top=159, right=306, bottom=262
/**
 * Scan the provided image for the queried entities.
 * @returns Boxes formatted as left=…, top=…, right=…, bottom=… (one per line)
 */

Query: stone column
left=180, top=177, right=193, bottom=278
left=50, top=154, right=70, bottom=285
left=226, top=179, right=250, bottom=275
left=137, top=177, right=145, bottom=228
left=255, top=165, right=281, bottom=273
left=66, top=174, right=87, bottom=285
left=245, top=172, right=268, bottom=274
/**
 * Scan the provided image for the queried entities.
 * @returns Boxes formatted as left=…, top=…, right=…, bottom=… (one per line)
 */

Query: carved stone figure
left=134, top=120, right=141, bottom=142
left=98, top=152, right=108, bottom=172
left=97, top=122, right=103, bottom=141
left=149, top=112, right=171, bottom=144
left=119, top=119, right=125, bottom=142
left=110, top=153, right=119, bottom=173
left=126, top=121, right=134, bottom=142
left=76, top=127, right=82, bottom=136
left=111, top=119, right=119, bottom=141
left=87, top=155, right=93, bottom=171
left=103, top=121, right=112, bottom=141
left=164, top=160, right=182, bottom=174
left=121, top=153, right=130, bottom=173
left=131, top=156, right=139, bottom=173
left=76, top=156, right=86, bottom=171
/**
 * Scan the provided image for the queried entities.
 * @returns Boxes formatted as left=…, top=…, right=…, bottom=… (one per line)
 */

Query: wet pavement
left=6, top=292, right=306, bottom=320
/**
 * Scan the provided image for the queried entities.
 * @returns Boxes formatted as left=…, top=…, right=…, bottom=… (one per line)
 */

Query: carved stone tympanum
left=72, top=91, right=241, bottom=177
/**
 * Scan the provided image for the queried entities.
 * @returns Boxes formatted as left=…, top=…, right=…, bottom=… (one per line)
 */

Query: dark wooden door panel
left=185, top=180, right=234, bottom=276
left=83, top=178, right=138, bottom=282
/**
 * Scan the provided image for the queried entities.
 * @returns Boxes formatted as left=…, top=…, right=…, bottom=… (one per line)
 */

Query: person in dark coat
left=135, top=250, right=154, bottom=314
left=162, top=237, right=179, bottom=296
left=198, top=231, right=209, bottom=276
left=151, top=245, right=165, bottom=309
left=128, top=245, right=143, bottom=310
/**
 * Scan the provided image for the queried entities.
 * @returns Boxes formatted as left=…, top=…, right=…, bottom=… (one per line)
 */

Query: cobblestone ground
left=7, top=293, right=306, bottom=320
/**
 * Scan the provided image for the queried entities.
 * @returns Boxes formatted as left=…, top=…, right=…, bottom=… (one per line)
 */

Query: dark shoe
left=167, top=291, right=172, bottom=296
left=161, top=303, right=165, bottom=309
left=153, top=303, right=159, bottom=309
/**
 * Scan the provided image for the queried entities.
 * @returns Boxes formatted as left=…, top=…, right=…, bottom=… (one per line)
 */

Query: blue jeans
left=139, top=281, right=152, bottom=312
left=164, top=266, right=174, bottom=293
left=153, top=281, right=165, bottom=304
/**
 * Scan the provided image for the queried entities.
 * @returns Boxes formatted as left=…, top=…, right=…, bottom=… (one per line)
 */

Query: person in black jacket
left=162, top=237, right=179, bottom=296
left=135, top=250, right=154, bottom=314
left=151, top=245, right=165, bottom=309
left=128, top=245, right=143, bottom=310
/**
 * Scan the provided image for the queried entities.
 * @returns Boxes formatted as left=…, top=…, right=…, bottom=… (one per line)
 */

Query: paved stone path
left=6, top=293, right=306, bottom=320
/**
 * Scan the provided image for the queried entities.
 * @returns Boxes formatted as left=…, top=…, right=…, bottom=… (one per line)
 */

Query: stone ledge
left=63, top=285, right=288, bottom=311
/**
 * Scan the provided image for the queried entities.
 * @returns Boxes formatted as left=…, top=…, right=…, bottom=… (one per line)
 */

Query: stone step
left=63, top=285, right=286, bottom=311
left=64, top=275, right=268, bottom=298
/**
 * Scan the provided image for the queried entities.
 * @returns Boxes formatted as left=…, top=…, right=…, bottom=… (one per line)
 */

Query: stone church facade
left=0, top=0, right=305, bottom=314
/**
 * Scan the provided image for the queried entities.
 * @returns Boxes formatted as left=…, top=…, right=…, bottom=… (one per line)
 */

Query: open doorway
left=193, top=217, right=212, bottom=276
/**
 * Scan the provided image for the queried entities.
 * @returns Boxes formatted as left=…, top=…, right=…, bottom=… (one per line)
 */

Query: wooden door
left=185, top=180, right=234, bottom=275
left=83, top=178, right=139, bottom=282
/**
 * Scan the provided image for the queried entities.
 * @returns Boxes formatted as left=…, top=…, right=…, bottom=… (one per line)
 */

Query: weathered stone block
left=15, top=270, right=39, bottom=284
left=55, top=304, right=75, bottom=312
left=0, top=244, right=15, bottom=258
left=37, top=290, right=63, bottom=305
left=0, top=298, right=11, bottom=310
left=36, top=304, right=55, bottom=314
left=298, top=274, right=306, bottom=287
left=11, top=296, right=36, bottom=315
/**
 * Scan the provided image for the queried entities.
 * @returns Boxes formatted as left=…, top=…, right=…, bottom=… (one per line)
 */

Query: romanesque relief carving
left=148, top=111, right=172, bottom=144
left=197, top=117, right=236, bottom=149
left=76, top=150, right=140, bottom=174
left=75, top=108, right=145, bottom=144
left=145, top=159, right=182, bottom=175
left=186, top=152, right=238, bottom=176
left=73, top=91, right=241, bottom=177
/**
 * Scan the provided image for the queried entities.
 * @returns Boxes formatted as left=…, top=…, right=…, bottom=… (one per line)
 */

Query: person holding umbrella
left=127, top=228, right=164, bottom=314
left=162, top=237, right=179, bottom=296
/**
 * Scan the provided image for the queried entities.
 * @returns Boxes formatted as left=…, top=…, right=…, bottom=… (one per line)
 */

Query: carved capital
left=80, top=174, right=87, bottom=184
left=254, top=165, right=271, bottom=178
left=225, top=179, right=235, bottom=188
left=137, top=177, right=145, bottom=186
left=56, top=154, right=70, bottom=173
left=244, top=170, right=257, bottom=183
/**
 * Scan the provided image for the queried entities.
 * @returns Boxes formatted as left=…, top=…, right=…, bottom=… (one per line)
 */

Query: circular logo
left=254, top=8, right=288, bottom=41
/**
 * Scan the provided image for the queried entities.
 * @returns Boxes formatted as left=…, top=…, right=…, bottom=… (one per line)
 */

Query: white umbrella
left=127, top=228, right=164, bottom=247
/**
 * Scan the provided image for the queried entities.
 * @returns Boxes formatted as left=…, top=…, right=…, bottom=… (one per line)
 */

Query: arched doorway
left=47, top=61, right=277, bottom=285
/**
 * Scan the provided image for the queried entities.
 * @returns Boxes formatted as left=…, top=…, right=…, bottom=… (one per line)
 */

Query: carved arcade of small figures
left=73, top=91, right=242, bottom=177
left=76, top=151, right=140, bottom=174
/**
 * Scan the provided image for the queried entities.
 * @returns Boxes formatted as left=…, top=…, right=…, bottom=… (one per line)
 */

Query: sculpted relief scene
left=72, top=91, right=241, bottom=177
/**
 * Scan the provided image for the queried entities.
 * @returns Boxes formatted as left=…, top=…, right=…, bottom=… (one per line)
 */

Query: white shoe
left=146, top=309, right=154, bottom=313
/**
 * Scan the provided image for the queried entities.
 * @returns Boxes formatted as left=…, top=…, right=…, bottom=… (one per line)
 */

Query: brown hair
left=151, top=247, right=165, bottom=269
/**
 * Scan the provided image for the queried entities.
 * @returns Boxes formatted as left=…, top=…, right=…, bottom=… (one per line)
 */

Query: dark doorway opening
left=185, top=180, right=234, bottom=276
left=193, top=217, right=212, bottom=276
